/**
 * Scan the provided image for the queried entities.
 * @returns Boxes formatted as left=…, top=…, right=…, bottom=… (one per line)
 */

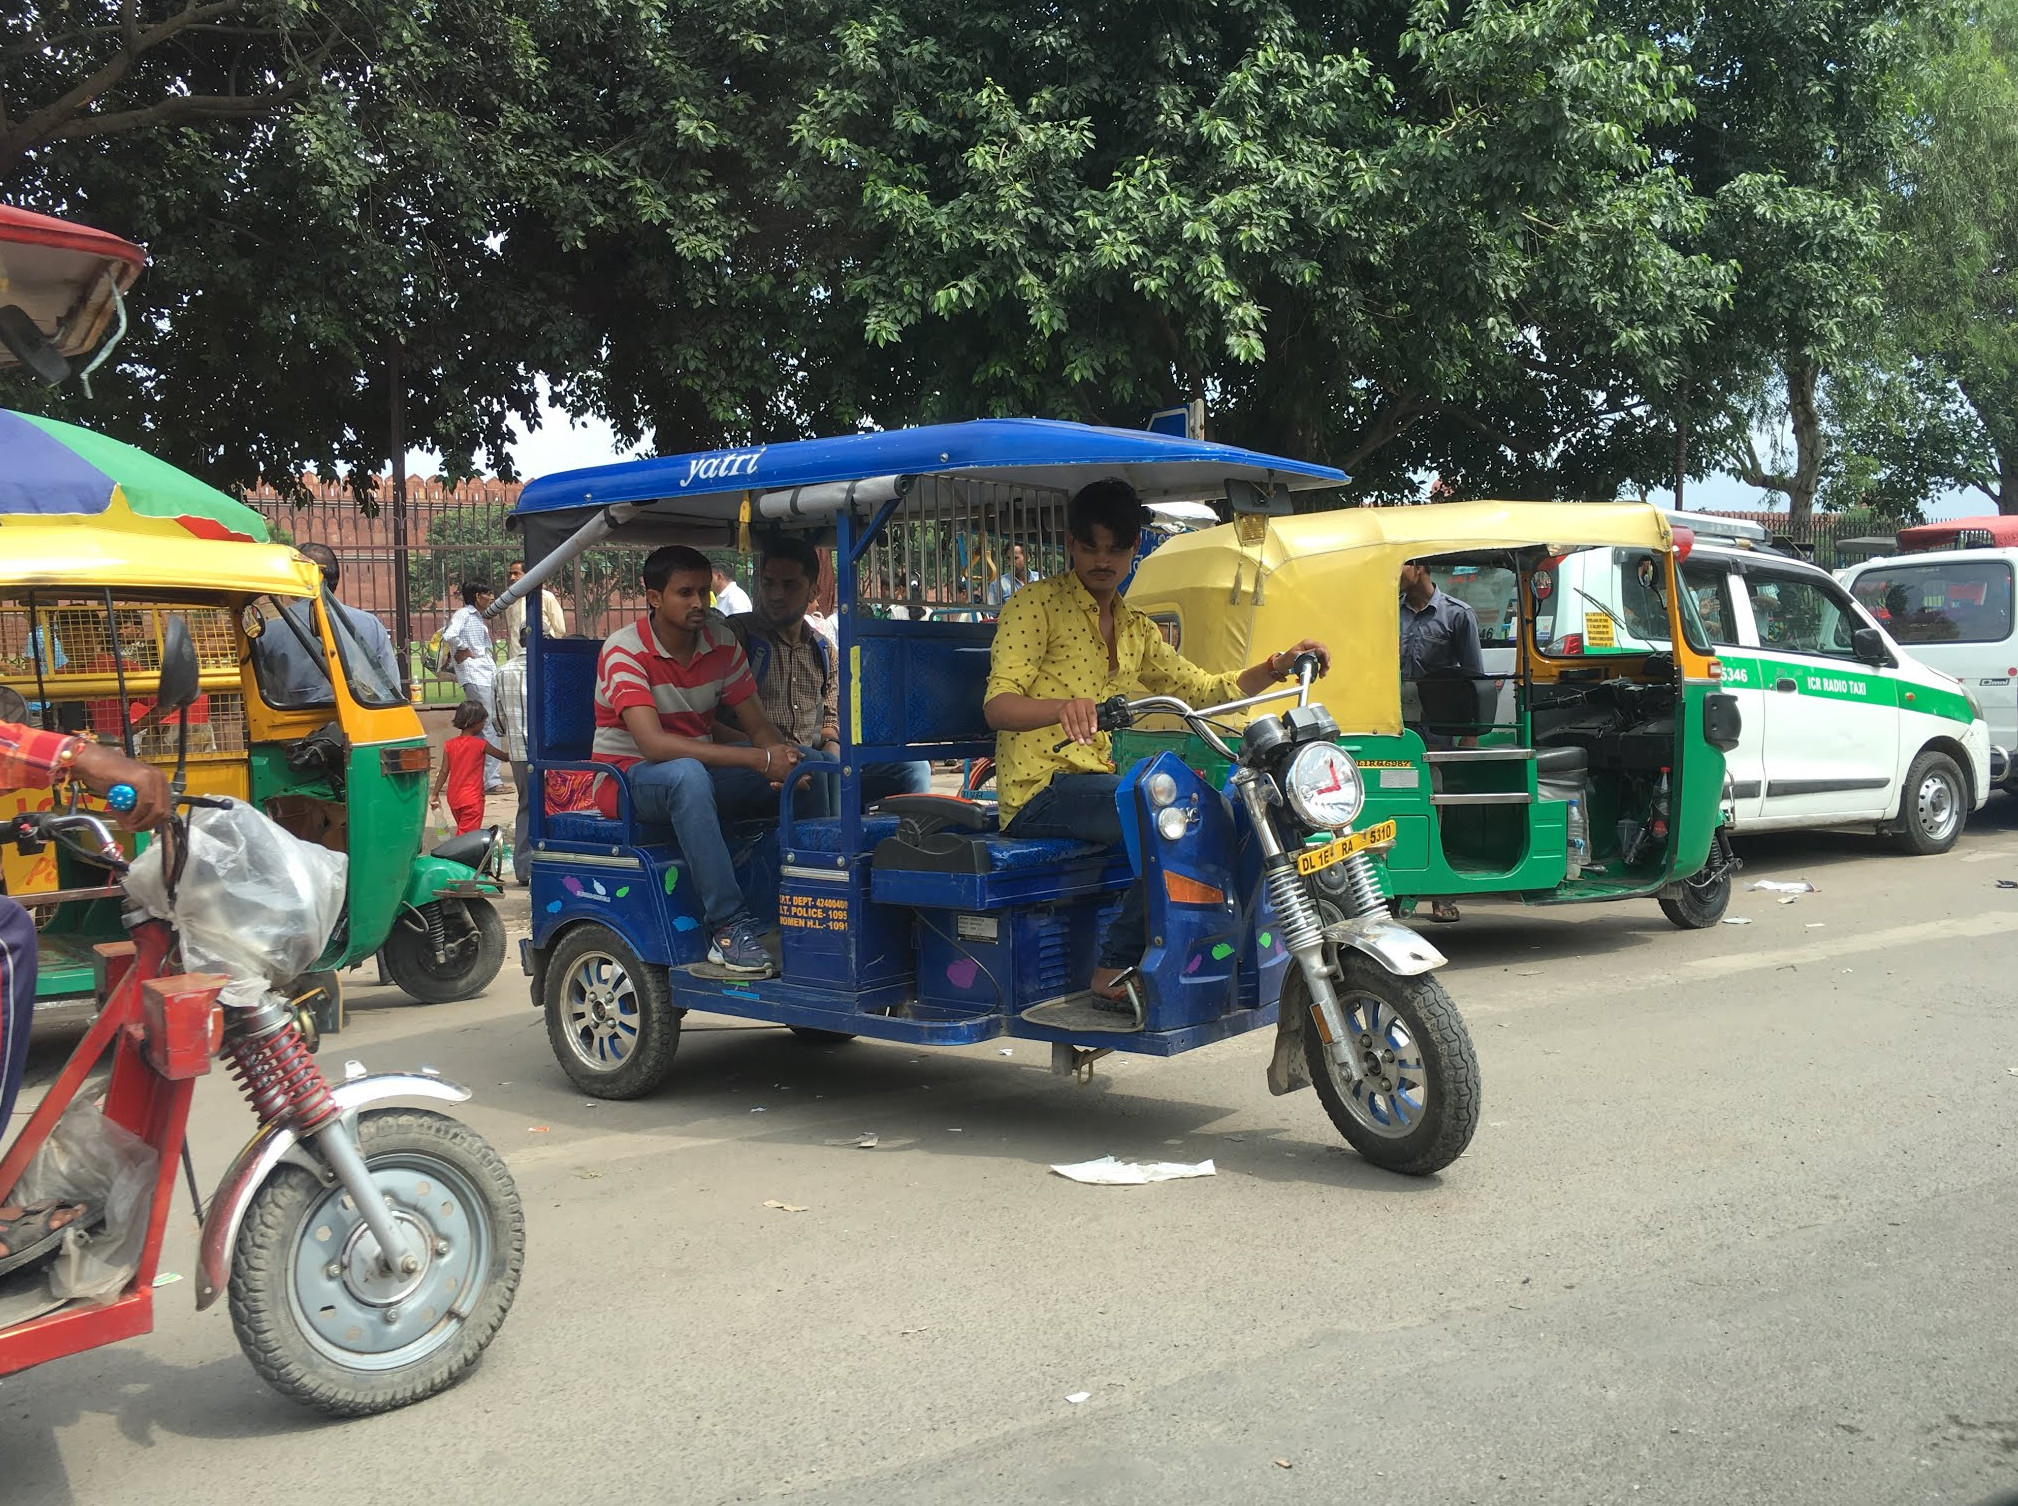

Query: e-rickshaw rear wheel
left=1296, top=957, right=1480, bottom=1176
left=543, top=924, right=682, bottom=1099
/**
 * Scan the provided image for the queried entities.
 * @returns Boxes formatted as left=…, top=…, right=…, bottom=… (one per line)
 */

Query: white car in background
left=1838, top=547, right=2018, bottom=796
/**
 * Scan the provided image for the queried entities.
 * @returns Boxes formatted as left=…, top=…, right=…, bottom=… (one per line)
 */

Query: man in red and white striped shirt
left=1, top=721, right=167, bottom=1181
left=591, top=545, right=803, bottom=973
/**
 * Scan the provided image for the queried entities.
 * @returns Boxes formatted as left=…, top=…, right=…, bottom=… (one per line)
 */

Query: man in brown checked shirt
left=725, top=535, right=930, bottom=818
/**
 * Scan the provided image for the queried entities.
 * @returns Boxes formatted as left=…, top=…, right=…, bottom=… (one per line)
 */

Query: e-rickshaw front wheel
left=1295, top=957, right=1480, bottom=1176
left=543, top=923, right=683, bottom=1098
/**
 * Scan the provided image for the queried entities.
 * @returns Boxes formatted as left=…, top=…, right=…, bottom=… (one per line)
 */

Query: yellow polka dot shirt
left=984, top=569, right=1243, bottom=825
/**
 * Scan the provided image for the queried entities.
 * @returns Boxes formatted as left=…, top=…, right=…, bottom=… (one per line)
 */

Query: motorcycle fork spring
left=1340, top=850, right=1387, bottom=919
left=1264, top=858, right=1325, bottom=954
left=223, top=1020, right=337, bottom=1132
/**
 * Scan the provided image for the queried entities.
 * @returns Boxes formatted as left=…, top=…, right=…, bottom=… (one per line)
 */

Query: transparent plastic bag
left=15, top=1097, right=158, bottom=1301
left=124, top=798, right=348, bottom=1010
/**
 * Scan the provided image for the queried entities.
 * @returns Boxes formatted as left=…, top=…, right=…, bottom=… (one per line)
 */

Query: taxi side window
left=1747, top=570, right=1857, bottom=659
left=1680, top=562, right=1738, bottom=647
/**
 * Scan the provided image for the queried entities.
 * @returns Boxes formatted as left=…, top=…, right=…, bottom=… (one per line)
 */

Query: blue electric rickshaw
left=491, top=421, right=1480, bottom=1174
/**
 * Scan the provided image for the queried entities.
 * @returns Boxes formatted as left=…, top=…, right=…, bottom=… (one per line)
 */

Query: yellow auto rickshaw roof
left=1126, top=499, right=1677, bottom=735
left=0, top=523, right=320, bottom=598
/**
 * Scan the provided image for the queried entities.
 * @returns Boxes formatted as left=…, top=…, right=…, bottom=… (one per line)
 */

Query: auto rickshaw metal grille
left=853, top=477, right=1071, bottom=619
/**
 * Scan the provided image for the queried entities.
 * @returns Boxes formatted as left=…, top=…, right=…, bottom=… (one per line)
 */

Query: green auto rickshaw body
left=1124, top=500, right=1737, bottom=923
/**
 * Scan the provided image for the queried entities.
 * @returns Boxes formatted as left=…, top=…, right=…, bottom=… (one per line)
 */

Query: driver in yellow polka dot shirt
left=983, top=479, right=1327, bottom=1010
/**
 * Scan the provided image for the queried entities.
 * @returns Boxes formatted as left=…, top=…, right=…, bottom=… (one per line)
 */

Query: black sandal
left=0, top=1199, right=94, bottom=1278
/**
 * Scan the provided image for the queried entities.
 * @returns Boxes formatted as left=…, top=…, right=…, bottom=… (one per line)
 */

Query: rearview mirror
left=0, top=305, right=72, bottom=385
left=158, top=615, right=201, bottom=711
left=0, top=685, right=27, bottom=723
left=1851, top=626, right=1891, bottom=667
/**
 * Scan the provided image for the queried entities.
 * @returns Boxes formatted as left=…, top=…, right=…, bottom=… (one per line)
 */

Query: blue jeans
left=627, top=760, right=782, bottom=928
left=805, top=759, right=933, bottom=817
left=1005, top=773, right=1145, bottom=970
left=0, top=896, right=35, bottom=1148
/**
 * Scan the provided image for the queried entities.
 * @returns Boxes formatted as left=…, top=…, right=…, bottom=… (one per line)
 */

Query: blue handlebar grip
left=106, top=783, right=137, bottom=814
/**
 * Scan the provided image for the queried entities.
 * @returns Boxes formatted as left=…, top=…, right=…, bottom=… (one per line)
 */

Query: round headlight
left=1284, top=742, right=1365, bottom=829
left=1146, top=771, right=1179, bottom=808
left=1155, top=805, right=1189, bottom=841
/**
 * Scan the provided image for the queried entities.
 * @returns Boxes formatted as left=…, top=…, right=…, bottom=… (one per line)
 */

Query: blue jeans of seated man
left=807, top=759, right=933, bottom=817
left=626, top=759, right=787, bottom=928
left=1003, top=772, right=1145, bottom=971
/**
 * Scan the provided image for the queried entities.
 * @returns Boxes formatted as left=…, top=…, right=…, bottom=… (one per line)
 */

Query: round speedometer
left=1284, top=742, right=1365, bottom=830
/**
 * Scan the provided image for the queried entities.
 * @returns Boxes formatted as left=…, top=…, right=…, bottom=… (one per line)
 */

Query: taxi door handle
left=1774, top=678, right=1798, bottom=693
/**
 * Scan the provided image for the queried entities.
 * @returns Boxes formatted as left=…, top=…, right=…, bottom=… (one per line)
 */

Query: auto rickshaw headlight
left=1155, top=805, right=1190, bottom=841
left=1284, top=743, right=1364, bottom=830
left=1146, top=771, right=1179, bottom=808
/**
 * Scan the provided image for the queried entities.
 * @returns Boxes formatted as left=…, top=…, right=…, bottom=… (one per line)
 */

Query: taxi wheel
left=1893, top=750, right=1967, bottom=856
left=543, top=925, right=681, bottom=1099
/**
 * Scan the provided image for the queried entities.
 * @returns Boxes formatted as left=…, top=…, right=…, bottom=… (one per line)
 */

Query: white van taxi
left=1838, top=547, right=2018, bottom=794
left=1534, top=531, right=1991, bottom=855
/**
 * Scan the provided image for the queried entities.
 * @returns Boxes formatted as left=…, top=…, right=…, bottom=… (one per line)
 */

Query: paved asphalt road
left=6, top=808, right=2017, bottom=1506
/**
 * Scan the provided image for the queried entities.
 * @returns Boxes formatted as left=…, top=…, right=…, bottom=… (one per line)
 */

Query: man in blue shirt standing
left=1399, top=561, right=1485, bottom=923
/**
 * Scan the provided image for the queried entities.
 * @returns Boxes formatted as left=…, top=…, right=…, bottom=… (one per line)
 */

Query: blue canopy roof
left=513, top=418, right=1345, bottom=522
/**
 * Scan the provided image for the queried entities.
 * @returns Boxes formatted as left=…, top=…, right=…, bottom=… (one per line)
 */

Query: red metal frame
left=0, top=923, right=220, bottom=1379
left=0, top=206, right=146, bottom=274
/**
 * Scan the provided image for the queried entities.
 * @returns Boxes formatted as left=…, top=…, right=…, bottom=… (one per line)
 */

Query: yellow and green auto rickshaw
left=0, top=412, right=504, bottom=1021
left=1125, top=499, right=1744, bottom=928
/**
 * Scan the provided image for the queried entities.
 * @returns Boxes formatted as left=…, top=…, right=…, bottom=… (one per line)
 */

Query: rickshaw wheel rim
left=561, top=950, right=642, bottom=1073
left=1326, top=988, right=1429, bottom=1140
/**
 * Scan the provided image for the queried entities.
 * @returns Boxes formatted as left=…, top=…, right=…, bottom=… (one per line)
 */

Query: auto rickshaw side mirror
left=1850, top=626, right=1893, bottom=668
left=158, top=615, right=202, bottom=712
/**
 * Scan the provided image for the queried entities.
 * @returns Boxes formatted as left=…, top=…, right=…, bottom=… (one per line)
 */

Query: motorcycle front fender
left=1323, top=915, right=1447, bottom=977
left=193, top=1071, right=473, bottom=1312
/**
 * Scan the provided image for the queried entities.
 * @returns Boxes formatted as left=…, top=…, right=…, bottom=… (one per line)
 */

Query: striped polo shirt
left=588, top=612, right=758, bottom=815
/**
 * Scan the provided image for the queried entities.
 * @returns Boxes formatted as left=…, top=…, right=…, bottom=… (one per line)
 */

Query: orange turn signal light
left=381, top=745, right=431, bottom=774
left=1163, top=871, right=1225, bottom=906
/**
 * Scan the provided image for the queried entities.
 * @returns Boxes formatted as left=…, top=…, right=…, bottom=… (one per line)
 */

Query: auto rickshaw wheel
left=1657, top=862, right=1731, bottom=929
left=381, top=898, right=506, bottom=1004
left=1298, top=957, right=1480, bottom=1176
left=228, top=1108, right=524, bottom=1417
left=543, top=923, right=682, bottom=1099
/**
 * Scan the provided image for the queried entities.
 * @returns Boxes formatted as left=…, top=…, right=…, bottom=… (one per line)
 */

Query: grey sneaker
left=708, top=915, right=773, bottom=975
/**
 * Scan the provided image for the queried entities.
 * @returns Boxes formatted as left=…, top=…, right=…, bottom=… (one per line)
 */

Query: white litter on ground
left=1721, top=916, right=1754, bottom=925
left=1051, top=1155, right=1218, bottom=1185
left=1066, top=1392, right=1091, bottom=1404
left=1751, top=880, right=1816, bottom=894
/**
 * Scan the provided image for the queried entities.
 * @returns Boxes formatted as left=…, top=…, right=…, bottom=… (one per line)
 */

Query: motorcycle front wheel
left=228, top=1108, right=525, bottom=1416
left=1298, top=955, right=1481, bottom=1176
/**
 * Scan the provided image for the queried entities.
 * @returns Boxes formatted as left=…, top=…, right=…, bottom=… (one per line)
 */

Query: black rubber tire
left=381, top=899, right=506, bottom=1004
left=1892, top=749, right=1968, bottom=855
left=1300, top=956, right=1480, bottom=1176
left=543, top=923, right=682, bottom=1099
left=227, top=1109, right=524, bottom=1417
left=788, top=1027, right=858, bottom=1045
left=1658, top=862, right=1731, bottom=929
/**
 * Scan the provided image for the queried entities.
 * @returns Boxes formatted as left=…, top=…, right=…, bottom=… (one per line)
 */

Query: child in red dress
left=431, top=701, right=508, bottom=835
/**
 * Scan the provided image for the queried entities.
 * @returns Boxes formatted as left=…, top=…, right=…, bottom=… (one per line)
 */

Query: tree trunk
left=1731, top=360, right=1828, bottom=524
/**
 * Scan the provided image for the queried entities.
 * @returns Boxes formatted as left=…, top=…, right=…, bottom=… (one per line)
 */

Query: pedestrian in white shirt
left=493, top=650, right=531, bottom=882
left=711, top=562, right=752, bottom=618
left=444, top=579, right=503, bottom=792
left=503, top=558, right=567, bottom=659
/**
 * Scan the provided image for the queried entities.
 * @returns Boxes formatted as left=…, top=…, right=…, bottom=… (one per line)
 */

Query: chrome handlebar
left=1114, top=653, right=1322, bottom=764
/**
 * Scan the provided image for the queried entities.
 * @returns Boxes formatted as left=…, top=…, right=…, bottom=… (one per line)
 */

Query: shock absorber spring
left=1264, top=858, right=1325, bottom=954
left=422, top=902, right=449, bottom=965
left=223, top=1019, right=337, bottom=1132
left=1341, top=850, right=1387, bottom=919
